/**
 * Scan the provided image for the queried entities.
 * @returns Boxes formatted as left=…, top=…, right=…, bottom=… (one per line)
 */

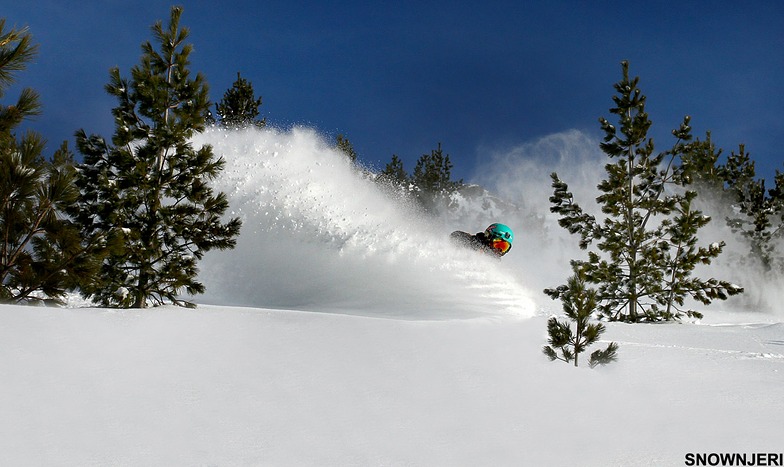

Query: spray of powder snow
left=193, top=126, right=536, bottom=319
left=472, top=129, right=784, bottom=318
left=468, top=130, right=608, bottom=307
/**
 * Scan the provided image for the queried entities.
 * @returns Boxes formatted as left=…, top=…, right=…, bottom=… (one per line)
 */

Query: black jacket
left=450, top=230, right=503, bottom=257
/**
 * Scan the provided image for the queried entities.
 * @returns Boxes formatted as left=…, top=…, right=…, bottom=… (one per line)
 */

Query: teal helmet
left=485, top=223, right=514, bottom=244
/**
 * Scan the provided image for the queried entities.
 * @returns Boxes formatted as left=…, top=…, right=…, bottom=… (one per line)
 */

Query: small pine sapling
left=543, top=271, right=618, bottom=368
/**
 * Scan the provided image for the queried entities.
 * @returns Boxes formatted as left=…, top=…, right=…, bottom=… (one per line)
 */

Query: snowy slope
left=1, top=127, right=782, bottom=466
left=2, top=304, right=781, bottom=466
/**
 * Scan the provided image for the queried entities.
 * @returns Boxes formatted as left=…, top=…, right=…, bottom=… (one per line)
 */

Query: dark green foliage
left=412, top=143, right=463, bottom=213
left=210, top=72, right=265, bottom=128
left=375, top=145, right=462, bottom=214
left=588, top=343, right=620, bottom=368
left=381, top=154, right=408, bottom=186
left=74, top=7, right=241, bottom=308
left=679, top=133, right=726, bottom=194
left=0, top=21, right=41, bottom=131
left=335, top=134, right=357, bottom=162
left=721, top=146, right=784, bottom=273
left=543, top=271, right=618, bottom=368
left=1, top=22, right=100, bottom=304
left=0, top=138, right=101, bottom=304
left=374, top=154, right=412, bottom=201
left=681, top=136, right=784, bottom=274
left=547, top=61, right=741, bottom=322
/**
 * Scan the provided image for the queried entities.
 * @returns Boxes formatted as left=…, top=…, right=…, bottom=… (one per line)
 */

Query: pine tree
left=212, top=71, right=265, bottom=128
left=380, top=154, right=408, bottom=185
left=74, top=7, right=241, bottom=308
left=335, top=134, right=357, bottom=162
left=0, top=20, right=40, bottom=132
left=767, top=170, right=784, bottom=271
left=681, top=136, right=784, bottom=275
left=1, top=21, right=100, bottom=304
left=374, top=154, right=411, bottom=199
left=543, top=271, right=618, bottom=368
left=412, top=143, right=462, bottom=214
left=679, top=133, right=726, bottom=194
left=547, top=61, right=741, bottom=322
left=721, top=146, right=784, bottom=273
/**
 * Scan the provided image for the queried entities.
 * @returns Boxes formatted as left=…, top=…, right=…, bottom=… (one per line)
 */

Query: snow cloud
left=194, top=126, right=537, bottom=319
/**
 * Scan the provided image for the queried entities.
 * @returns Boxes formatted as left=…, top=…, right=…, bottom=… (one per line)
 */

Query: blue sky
left=5, top=1, right=783, bottom=182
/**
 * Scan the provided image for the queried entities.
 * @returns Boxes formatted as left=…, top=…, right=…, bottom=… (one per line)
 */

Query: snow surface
left=1, top=126, right=782, bottom=466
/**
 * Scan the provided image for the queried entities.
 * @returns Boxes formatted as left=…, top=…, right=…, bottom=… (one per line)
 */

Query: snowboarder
left=450, top=223, right=514, bottom=257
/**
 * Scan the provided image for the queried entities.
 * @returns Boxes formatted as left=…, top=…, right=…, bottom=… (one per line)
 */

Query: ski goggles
left=490, top=237, right=511, bottom=255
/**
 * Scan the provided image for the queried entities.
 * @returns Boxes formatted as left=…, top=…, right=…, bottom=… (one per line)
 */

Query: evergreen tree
left=681, top=137, right=784, bottom=274
left=721, top=146, right=784, bottom=273
left=543, top=271, right=618, bottom=368
left=0, top=20, right=40, bottom=132
left=374, top=154, right=411, bottom=199
left=380, top=154, right=408, bottom=185
left=74, top=7, right=241, bottom=308
left=412, top=143, right=462, bottom=214
left=679, top=133, right=726, bottom=194
left=1, top=21, right=100, bottom=304
left=335, top=134, right=357, bottom=162
left=547, top=61, right=741, bottom=322
left=212, top=71, right=265, bottom=128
